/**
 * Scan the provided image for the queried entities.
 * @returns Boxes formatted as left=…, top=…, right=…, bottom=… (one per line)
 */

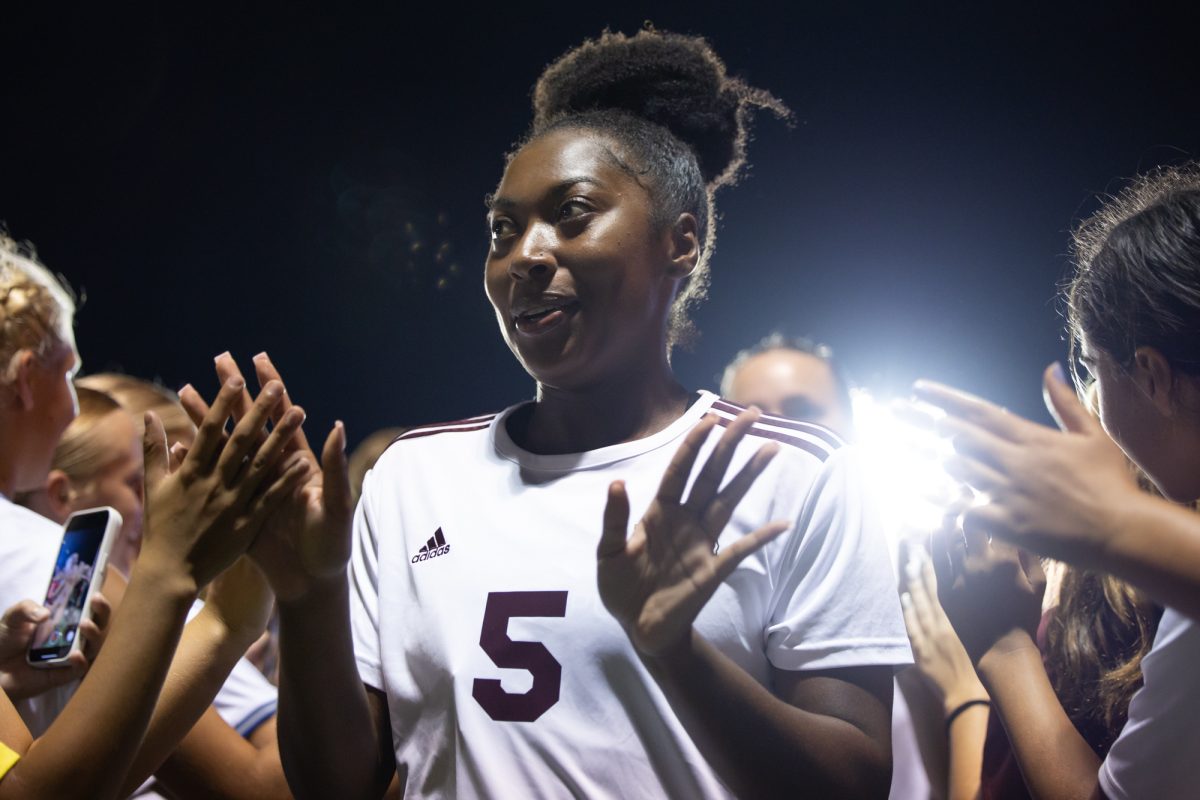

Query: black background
left=4, top=2, right=1198, bottom=445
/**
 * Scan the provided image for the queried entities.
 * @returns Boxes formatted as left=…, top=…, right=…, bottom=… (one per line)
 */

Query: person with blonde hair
left=0, top=229, right=317, bottom=799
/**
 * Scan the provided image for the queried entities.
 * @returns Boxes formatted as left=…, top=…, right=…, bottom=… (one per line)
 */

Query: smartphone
left=26, top=506, right=122, bottom=668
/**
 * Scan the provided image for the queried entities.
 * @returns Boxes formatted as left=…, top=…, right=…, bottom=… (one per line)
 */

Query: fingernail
left=214, top=351, right=232, bottom=363
left=288, top=406, right=306, bottom=424
left=227, top=377, right=244, bottom=390
left=178, top=383, right=193, bottom=395
left=264, top=381, right=282, bottom=398
left=900, top=592, right=912, bottom=609
left=1050, top=362, right=1067, bottom=385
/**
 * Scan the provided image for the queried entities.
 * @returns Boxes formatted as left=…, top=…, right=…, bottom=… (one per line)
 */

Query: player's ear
left=664, top=213, right=700, bottom=280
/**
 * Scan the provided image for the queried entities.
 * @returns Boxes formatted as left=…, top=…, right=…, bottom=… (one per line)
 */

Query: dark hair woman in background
left=917, top=164, right=1200, bottom=800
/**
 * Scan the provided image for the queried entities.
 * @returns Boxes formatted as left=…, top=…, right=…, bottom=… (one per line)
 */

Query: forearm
left=946, top=703, right=988, bottom=800
left=644, top=630, right=891, bottom=799
left=277, top=577, right=387, bottom=800
left=2, top=563, right=194, bottom=800
left=119, top=606, right=263, bottom=795
left=152, top=712, right=291, bottom=800
left=976, top=632, right=1099, bottom=800
left=1095, top=493, right=1200, bottom=621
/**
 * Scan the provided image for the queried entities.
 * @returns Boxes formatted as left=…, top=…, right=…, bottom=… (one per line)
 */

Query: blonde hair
left=51, top=386, right=126, bottom=486
left=0, top=230, right=76, bottom=384
left=77, top=372, right=195, bottom=444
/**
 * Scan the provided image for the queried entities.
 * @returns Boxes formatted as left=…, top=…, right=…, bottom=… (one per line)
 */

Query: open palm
left=597, top=410, right=789, bottom=656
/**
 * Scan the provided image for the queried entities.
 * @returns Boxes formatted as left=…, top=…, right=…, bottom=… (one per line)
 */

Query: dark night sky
left=4, top=2, right=1199, bottom=445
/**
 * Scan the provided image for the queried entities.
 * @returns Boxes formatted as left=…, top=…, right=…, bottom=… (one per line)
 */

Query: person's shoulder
left=371, top=410, right=504, bottom=471
left=708, top=397, right=846, bottom=465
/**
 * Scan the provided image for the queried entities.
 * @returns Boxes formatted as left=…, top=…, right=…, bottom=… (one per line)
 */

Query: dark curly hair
left=1067, top=163, right=1200, bottom=385
left=511, top=29, right=789, bottom=349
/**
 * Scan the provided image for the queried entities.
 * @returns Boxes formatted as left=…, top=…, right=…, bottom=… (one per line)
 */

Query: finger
left=944, top=454, right=1008, bottom=495
left=1042, top=362, right=1098, bottom=435
left=900, top=593, right=925, bottom=642
left=657, top=415, right=718, bottom=505
left=913, top=380, right=1031, bottom=443
left=78, top=619, right=105, bottom=661
left=143, top=410, right=170, bottom=490
left=0, top=599, right=49, bottom=629
left=322, top=421, right=353, bottom=526
left=253, top=352, right=314, bottom=455
left=169, top=442, right=189, bottom=472
left=598, top=480, right=631, bottom=559
left=55, top=651, right=91, bottom=681
left=215, top=381, right=284, bottom=485
left=189, top=377, right=246, bottom=469
left=237, top=405, right=307, bottom=497
left=904, top=553, right=938, bottom=633
left=87, top=592, right=112, bottom=633
left=711, top=520, right=790, bottom=585
left=937, top=416, right=1021, bottom=471
left=686, top=409, right=759, bottom=511
left=214, top=352, right=255, bottom=423
left=247, top=454, right=312, bottom=533
left=702, top=441, right=780, bottom=537
left=177, top=384, right=211, bottom=429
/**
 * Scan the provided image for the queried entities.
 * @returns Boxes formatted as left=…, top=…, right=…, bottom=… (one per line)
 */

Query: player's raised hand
left=913, top=364, right=1137, bottom=565
left=139, top=378, right=310, bottom=592
left=597, top=409, right=789, bottom=657
left=179, top=353, right=354, bottom=604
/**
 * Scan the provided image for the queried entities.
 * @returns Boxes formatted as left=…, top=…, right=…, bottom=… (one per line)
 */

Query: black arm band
left=944, top=699, right=991, bottom=736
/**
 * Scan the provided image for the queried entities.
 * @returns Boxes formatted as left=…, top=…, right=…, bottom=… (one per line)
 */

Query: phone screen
left=27, top=509, right=109, bottom=663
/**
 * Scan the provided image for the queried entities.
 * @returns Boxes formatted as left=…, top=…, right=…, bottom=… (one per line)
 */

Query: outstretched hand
left=179, top=353, right=354, bottom=604
left=597, top=410, right=789, bottom=657
left=913, top=364, right=1137, bottom=565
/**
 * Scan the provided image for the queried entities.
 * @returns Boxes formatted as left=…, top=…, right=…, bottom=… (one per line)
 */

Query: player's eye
left=557, top=198, right=594, bottom=222
left=490, top=217, right=517, bottom=243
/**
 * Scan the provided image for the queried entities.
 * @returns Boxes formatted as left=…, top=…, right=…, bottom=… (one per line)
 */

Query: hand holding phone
left=27, top=507, right=121, bottom=669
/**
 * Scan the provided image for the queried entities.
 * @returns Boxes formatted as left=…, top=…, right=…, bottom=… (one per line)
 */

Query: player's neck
left=519, top=369, right=691, bottom=455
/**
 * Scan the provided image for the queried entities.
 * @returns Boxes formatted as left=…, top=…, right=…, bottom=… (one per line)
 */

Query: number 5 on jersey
left=472, top=591, right=568, bottom=722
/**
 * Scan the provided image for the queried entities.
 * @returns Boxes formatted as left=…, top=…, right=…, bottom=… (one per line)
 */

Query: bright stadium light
left=851, top=389, right=968, bottom=556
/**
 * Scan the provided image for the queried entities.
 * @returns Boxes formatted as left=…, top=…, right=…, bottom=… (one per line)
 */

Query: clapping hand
left=178, top=353, right=353, bottom=604
left=597, top=410, right=789, bottom=657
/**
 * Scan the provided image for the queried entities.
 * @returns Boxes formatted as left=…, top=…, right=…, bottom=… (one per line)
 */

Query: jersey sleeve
left=765, top=446, right=912, bottom=671
left=1098, top=609, right=1200, bottom=800
left=349, top=467, right=384, bottom=691
left=212, top=658, right=278, bottom=737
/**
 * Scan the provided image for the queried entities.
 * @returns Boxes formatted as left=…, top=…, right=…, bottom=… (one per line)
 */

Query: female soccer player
left=223, top=29, right=910, bottom=799
left=915, top=164, right=1200, bottom=800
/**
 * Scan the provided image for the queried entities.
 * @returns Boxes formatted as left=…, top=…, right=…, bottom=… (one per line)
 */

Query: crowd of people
left=1, top=25, right=1198, bottom=800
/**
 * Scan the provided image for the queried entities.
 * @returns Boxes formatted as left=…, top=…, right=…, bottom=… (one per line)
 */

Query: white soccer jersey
left=350, top=391, right=910, bottom=799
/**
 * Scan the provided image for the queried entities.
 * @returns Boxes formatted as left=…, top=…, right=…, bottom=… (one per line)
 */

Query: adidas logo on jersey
left=412, top=528, right=451, bottom=563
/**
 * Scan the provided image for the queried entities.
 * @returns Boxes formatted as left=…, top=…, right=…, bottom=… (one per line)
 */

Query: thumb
left=1042, top=363, right=1095, bottom=435
left=1, top=599, right=49, bottom=630
left=598, top=481, right=631, bottom=559
left=143, top=410, right=170, bottom=489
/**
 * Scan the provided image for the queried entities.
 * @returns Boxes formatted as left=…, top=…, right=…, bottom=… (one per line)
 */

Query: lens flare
left=851, top=389, right=966, bottom=556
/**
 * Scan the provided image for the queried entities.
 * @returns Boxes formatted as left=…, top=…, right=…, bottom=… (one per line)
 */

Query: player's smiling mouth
left=511, top=296, right=580, bottom=335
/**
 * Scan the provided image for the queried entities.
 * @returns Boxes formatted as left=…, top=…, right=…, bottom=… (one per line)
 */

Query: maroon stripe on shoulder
left=402, top=413, right=497, bottom=435
left=711, top=399, right=844, bottom=450
left=394, top=422, right=492, bottom=442
left=713, top=416, right=832, bottom=463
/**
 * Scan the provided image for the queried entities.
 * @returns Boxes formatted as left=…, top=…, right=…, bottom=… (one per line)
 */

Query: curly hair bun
left=532, top=29, right=788, bottom=189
